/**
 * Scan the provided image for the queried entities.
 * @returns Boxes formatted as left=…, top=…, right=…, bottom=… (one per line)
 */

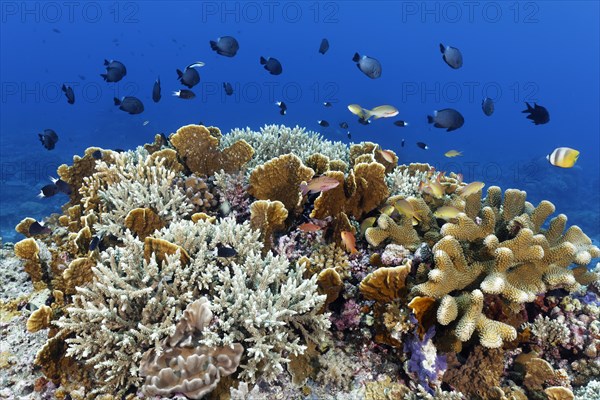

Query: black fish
left=209, top=36, right=239, bottom=57
left=78, top=74, right=86, bottom=80
left=347, top=131, right=352, bottom=140
left=113, top=148, right=126, bottom=153
left=318, top=120, right=329, bottom=127
left=52, top=28, right=61, bottom=33
left=277, top=101, right=287, bottom=115
left=416, top=142, right=429, bottom=150
left=401, top=139, right=405, bottom=147
left=319, top=38, right=330, bottom=55
left=159, top=133, right=169, bottom=146
left=114, top=96, right=144, bottom=114
left=323, top=102, right=332, bottom=107
left=439, top=43, right=463, bottom=69
left=89, top=236, right=100, bottom=251
left=216, top=243, right=237, bottom=258
left=92, top=150, right=102, bottom=159
left=62, top=84, right=75, bottom=104
left=39, top=129, right=58, bottom=150
left=260, top=56, right=283, bottom=75
left=357, top=117, right=371, bottom=125
left=482, top=98, right=494, bottom=116
left=52, top=177, right=72, bottom=195
left=172, top=89, right=195, bottom=99
left=29, top=221, right=51, bottom=236
left=223, top=82, right=234, bottom=96
left=394, top=120, right=408, bottom=127
left=339, top=122, right=349, bottom=129
left=38, top=183, right=59, bottom=198
left=152, top=77, right=161, bottom=102
left=352, top=52, right=382, bottom=79
left=176, top=67, right=200, bottom=88
left=427, top=108, right=464, bottom=132
left=522, top=102, right=549, bottom=125
left=101, top=59, right=127, bottom=82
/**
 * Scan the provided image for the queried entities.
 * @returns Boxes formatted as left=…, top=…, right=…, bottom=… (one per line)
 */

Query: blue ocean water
left=0, top=1, right=598, bottom=246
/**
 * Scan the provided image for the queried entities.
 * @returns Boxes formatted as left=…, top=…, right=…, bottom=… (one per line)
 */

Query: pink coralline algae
left=332, top=299, right=362, bottom=332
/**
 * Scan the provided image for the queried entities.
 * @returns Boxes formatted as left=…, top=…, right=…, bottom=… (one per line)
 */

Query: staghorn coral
left=248, top=153, right=314, bottom=214
left=54, top=217, right=329, bottom=395
left=574, top=379, right=600, bottom=400
left=139, top=298, right=243, bottom=399
left=386, top=163, right=434, bottom=198
left=170, top=124, right=254, bottom=176
left=524, top=315, right=571, bottom=349
left=92, top=150, right=194, bottom=237
left=221, top=124, right=349, bottom=169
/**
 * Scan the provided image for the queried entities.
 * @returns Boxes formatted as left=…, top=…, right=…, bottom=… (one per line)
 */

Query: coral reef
left=5, top=123, right=600, bottom=400
left=221, top=124, right=349, bottom=169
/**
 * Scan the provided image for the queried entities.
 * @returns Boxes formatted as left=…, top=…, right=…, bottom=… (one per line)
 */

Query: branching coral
left=91, top=149, right=194, bottom=237
left=221, top=124, right=349, bottom=169
left=54, top=217, right=329, bottom=396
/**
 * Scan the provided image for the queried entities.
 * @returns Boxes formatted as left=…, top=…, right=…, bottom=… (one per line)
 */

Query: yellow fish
left=367, top=105, right=399, bottom=119
left=393, top=199, right=415, bottom=218
left=457, top=181, right=485, bottom=197
left=348, top=104, right=369, bottom=120
left=379, top=204, right=395, bottom=216
left=360, top=217, right=377, bottom=236
left=444, top=150, right=462, bottom=158
left=547, top=147, right=580, bottom=168
left=433, top=206, right=461, bottom=221
left=419, top=175, right=445, bottom=199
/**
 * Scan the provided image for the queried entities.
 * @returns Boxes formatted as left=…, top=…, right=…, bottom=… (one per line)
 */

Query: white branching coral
left=386, top=166, right=430, bottom=197
left=90, top=149, right=193, bottom=237
left=220, top=124, right=349, bottom=169
left=523, top=315, right=571, bottom=347
left=55, top=217, right=329, bottom=396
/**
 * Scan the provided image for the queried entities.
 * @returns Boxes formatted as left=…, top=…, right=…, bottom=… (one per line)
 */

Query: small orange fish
left=379, top=149, right=396, bottom=163
left=341, top=231, right=358, bottom=254
left=300, top=175, right=340, bottom=196
left=457, top=181, right=485, bottom=197
left=298, top=222, right=322, bottom=232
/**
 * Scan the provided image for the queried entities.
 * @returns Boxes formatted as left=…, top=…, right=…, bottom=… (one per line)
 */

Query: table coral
left=170, top=124, right=254, bottom=176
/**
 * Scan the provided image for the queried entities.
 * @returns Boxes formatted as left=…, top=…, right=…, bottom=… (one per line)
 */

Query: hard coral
left=140, top=298, right=243, bottom=399
left=250, top=199, right=288, bottom=251
left=170, top=124, right=254, bottom=176
left=221, top=124, right=349, bottom=169
left=248, top=153, right=314, bottom=214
